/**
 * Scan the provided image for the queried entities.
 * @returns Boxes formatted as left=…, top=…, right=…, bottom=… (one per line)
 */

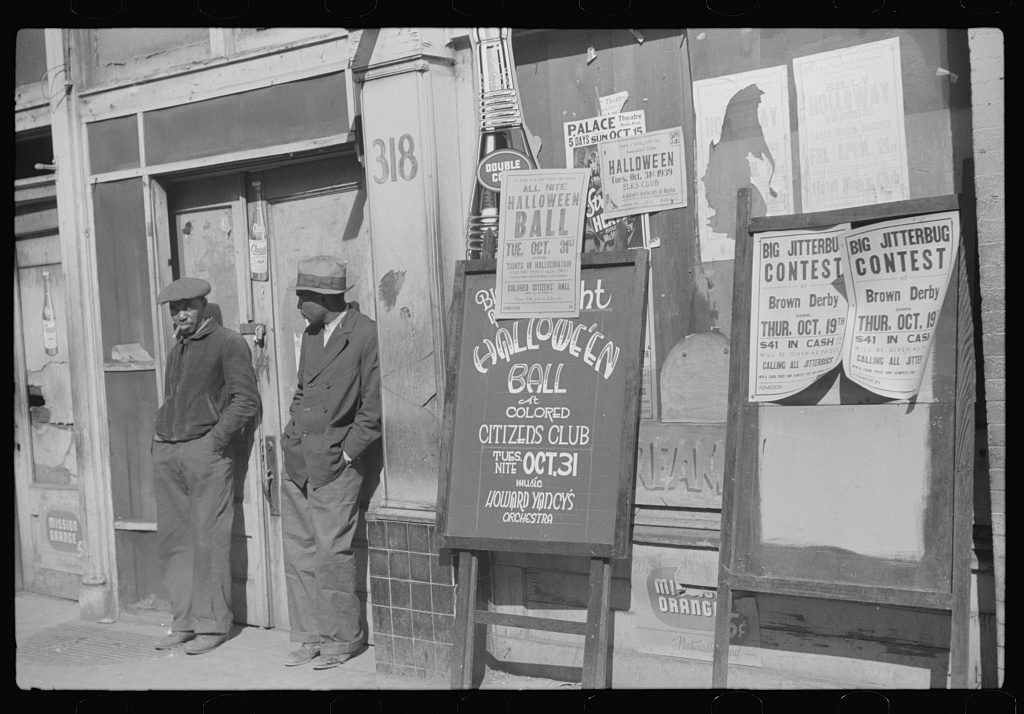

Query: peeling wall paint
left=378, top=269, right=406, bottom=313
left=634, top=422, right=725, bottom=508
left=381, top=351, right=437, bottom=412
left=27, top=362, right=74, bottom=425
left=30, top=423, right=77, bottom=485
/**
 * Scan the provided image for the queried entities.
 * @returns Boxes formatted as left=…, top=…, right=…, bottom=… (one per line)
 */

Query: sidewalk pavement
left=15, top=591, right=380, bottom=691
left=15, top=591, right=570, bottom=692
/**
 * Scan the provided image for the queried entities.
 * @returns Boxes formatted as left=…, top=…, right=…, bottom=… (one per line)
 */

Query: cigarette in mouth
left=173, top=324, right=183, bottom=338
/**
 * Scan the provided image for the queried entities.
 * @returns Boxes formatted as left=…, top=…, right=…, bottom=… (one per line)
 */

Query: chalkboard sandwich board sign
left=437, top=250, right=649, bottom=559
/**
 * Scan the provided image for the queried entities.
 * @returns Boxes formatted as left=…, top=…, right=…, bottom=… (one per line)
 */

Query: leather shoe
left=155, top=631, right=195, bottom=649
left=185, top=634, right=227, bottom=655
left=311, top=652, right=354, bottom=670
left=284, top=643, right=320, bottom=667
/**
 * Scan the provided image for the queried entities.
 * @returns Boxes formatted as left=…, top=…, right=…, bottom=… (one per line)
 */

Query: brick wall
left=968, top=27, right=1005, bottom=686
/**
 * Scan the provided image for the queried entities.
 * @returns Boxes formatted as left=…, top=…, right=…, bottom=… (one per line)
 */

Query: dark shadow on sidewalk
left=481, top=651, right=582, bottom=685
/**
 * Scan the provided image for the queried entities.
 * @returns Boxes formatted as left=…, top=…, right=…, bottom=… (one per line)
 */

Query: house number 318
left=372, top=134, right=418, bottom=183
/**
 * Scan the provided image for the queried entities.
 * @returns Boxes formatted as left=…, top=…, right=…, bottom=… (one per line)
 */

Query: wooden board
left=105, top=371, right=159, bottom=523
left=727, top=194, right=962, bottom=597
left=713, top=189, right=971, bottom=686
left=437, top=251, right=648, bottom=559
left=737, top=404, right=953, bottom=593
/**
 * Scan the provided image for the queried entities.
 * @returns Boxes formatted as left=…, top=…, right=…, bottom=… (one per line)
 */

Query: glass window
left=16, top=29, right=47, bottom=89
left=87, top=116, right=141, bottom=174
left=93, top=179, right=154, bottom=360
left=143, top=73, right=349, bottom=166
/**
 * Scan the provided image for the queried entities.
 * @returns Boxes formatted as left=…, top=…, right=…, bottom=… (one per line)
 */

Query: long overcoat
left=281, top=309, right=382, bottom=489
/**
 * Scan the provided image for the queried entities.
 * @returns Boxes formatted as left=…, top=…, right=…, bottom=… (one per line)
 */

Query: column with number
left=353, top=29, right=477, bottom=508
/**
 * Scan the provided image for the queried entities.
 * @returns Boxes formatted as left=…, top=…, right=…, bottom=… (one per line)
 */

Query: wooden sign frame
left=436, top=250, right=649, bottom=688
left=712, top=189, right=975, bottom=687
left=436, top=250, right=649, bottom=559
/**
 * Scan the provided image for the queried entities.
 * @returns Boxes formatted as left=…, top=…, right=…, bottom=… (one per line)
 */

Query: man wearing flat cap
left=151, top=277, right=260, bottom=654
left=280, top=256, right=382, bottom=669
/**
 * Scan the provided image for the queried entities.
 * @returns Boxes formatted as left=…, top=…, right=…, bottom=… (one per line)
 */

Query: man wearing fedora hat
left=280, top=256, right=382, bottom=669
left=151, top=277, right=260, bottom=655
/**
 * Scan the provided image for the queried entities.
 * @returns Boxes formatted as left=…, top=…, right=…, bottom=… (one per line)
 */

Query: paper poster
left=495, top=169, right=590, bottom=319
left=563, top=111, right=647, bottom=159
left=838, top=210, right=960, bottom=398
left=793, top=37, right=909, bottom=212
left=693, top=65, right=793, bottom=263
left=599, top=127, right=688, bottom=220
left=749, top=225, right=851, bottom=401
left=563, top=111, right=648, bottom=252
left=599, top=90, right=629, bottom=116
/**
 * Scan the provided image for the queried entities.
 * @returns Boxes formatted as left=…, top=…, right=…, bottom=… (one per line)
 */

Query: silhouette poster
left=693, top=66, right=793, bottom=263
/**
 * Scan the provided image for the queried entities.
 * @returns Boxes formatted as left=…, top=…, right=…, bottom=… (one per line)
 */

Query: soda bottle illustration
left=42, top=270, right=58, bottom=356
left=249, top=179, right=269, bottom=281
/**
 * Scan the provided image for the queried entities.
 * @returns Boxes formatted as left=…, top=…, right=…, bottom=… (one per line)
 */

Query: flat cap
left=156, top=277, right=211, bottom=304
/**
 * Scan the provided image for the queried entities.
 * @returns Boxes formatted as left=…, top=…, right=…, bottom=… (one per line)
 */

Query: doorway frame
left=144, top=145, right=367, bottom=630
left=148, top=169, right=281, bottom=628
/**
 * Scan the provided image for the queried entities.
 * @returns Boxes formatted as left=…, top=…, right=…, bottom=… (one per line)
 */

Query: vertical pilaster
left=44, top=28, right=118, bottom=620
left=353, top=27, right=478, bottom=680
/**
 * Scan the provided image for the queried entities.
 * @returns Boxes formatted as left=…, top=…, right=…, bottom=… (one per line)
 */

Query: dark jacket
left=154, top=316, right=260, bottom=450
left=282, top=309, right=382, bottom=489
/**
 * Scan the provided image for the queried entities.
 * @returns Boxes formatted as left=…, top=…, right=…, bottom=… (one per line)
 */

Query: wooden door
left=14, top=230, right=83, bottom=600
left=253, top=154, right=379, bottom=639
left=163, top=175, right=273, bottom=627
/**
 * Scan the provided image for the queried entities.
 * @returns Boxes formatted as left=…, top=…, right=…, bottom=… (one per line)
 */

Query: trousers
left=152, top=434, right=235, bottom=634
left=281, top=467, right=364, bottom=655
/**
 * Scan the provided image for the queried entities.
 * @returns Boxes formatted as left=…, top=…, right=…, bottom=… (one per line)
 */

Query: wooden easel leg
left=451, top=550, right=479, bottom=689
left=949, top=251, right=976, bottom=689
left=711, top=580, right=733, bottom=688
left=582, top=557, right=612, bottom=688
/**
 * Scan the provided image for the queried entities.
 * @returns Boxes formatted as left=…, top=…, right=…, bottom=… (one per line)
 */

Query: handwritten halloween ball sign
left=439, top=254, right=647, bottom=557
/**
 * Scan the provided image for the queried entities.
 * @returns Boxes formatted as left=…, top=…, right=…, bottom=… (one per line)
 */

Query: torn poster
left=693, top=65, right=793, bottom=262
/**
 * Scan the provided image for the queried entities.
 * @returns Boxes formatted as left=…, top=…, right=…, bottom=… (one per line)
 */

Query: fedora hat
left=288, top=256, right=351, bottom=294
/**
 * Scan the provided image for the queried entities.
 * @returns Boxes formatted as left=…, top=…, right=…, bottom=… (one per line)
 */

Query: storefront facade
left=14, top=27, right=1003, bottom=688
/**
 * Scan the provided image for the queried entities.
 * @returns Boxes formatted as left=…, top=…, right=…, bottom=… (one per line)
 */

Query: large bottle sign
left=464, top=27, right=540, bottom=260
left=437, top=252, right=648, bottom=558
